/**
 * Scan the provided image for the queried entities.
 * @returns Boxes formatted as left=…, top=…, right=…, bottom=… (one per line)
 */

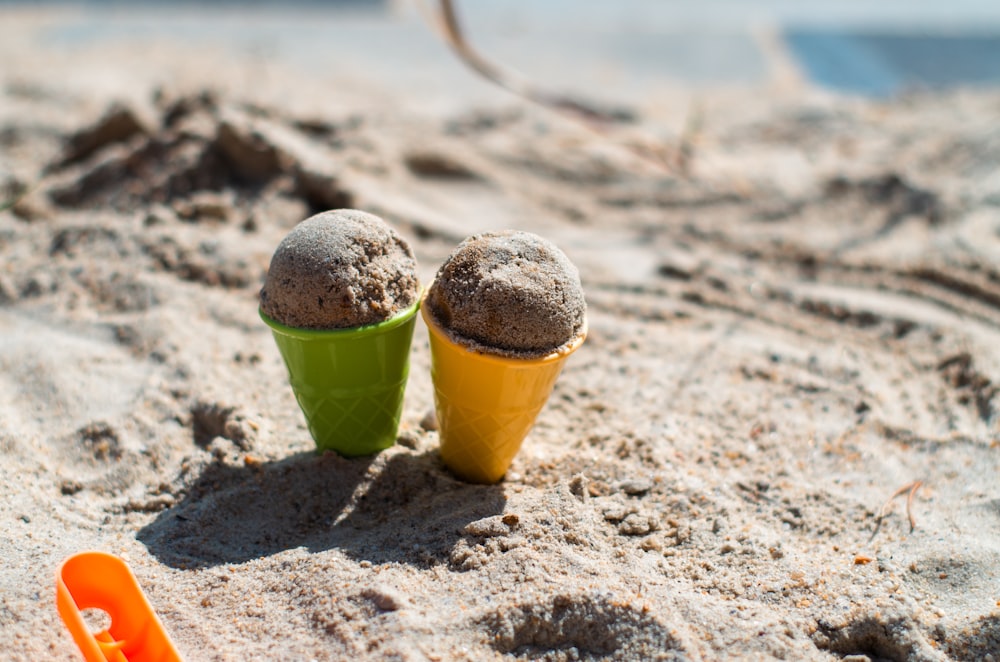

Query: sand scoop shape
left=56, top=552, right=182, bottom=662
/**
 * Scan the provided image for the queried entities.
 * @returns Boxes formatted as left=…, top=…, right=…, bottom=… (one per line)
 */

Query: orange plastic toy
left=56, top=552, right=182, bottom=662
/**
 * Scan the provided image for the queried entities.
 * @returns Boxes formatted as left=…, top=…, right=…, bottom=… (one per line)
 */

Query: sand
left=427, top=231, right=586, bottom=358
left=260, top=209, right=419, bottom=330
left=1, top=12, right=999, bottom=662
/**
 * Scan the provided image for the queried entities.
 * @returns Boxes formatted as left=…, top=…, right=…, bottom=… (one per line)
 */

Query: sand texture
left=260, top=209, right=419, bottom=330
left=427, top=230, right=586, bottom=358
left=1, top=25, right=999, bottom=662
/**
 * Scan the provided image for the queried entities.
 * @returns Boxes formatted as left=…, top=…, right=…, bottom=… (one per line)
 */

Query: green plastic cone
left=260, top=300, right=419, bottom=456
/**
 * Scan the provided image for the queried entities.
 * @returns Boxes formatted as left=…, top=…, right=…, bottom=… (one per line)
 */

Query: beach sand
left=1, top=10, right=999, bottom=661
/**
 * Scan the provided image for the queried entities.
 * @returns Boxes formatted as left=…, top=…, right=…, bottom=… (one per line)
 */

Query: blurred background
left=2, top=0, right=999, bottom=106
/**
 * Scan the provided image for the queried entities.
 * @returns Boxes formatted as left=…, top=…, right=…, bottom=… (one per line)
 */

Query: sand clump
left=259, top=209, right=419, bottom=330
left=426, top=230, right=586, bottom=358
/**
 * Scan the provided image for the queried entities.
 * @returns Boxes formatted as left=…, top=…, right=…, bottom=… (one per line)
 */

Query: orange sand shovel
left=56, top=552, right=182, bottom=662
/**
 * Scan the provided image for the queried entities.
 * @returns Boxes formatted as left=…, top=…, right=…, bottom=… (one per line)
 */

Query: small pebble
left=419, top=409, right=438, bottom=432
left=363, top=586, right=407, bottom=612
left=619, top=478, right=652, bottom=496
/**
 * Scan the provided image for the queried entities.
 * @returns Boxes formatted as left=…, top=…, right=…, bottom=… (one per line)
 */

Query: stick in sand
left=432, top=0, right=632, bottom=125
left=427, top=0, right=697, bottom=174
left=869, top=480, right=924, bottom=542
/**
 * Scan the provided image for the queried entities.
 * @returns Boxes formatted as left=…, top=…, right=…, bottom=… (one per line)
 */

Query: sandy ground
left=1, top=8, right=999, bottom=661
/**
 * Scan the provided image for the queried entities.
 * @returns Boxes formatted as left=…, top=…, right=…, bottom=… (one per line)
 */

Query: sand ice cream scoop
left=426, top=230, right=585, bottom=358
left=260, top=209, right=420, bottom=455
left=423, top=231, right=586, bottom=483
left=260, top=208, right=418, bottom=329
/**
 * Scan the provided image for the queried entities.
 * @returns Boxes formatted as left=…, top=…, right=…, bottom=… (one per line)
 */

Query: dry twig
left=428, top=0, right=695, bottom=175
left=869, top=480, right=924, bottom=542
left=435, top=0, right=629, bottom=125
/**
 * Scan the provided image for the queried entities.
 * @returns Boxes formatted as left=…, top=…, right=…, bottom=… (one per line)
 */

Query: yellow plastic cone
left=422, top=304, right=586, bottom=484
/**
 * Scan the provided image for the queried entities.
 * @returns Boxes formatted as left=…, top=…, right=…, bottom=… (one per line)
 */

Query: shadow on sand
left=138, top=448, right=506, bottom=569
